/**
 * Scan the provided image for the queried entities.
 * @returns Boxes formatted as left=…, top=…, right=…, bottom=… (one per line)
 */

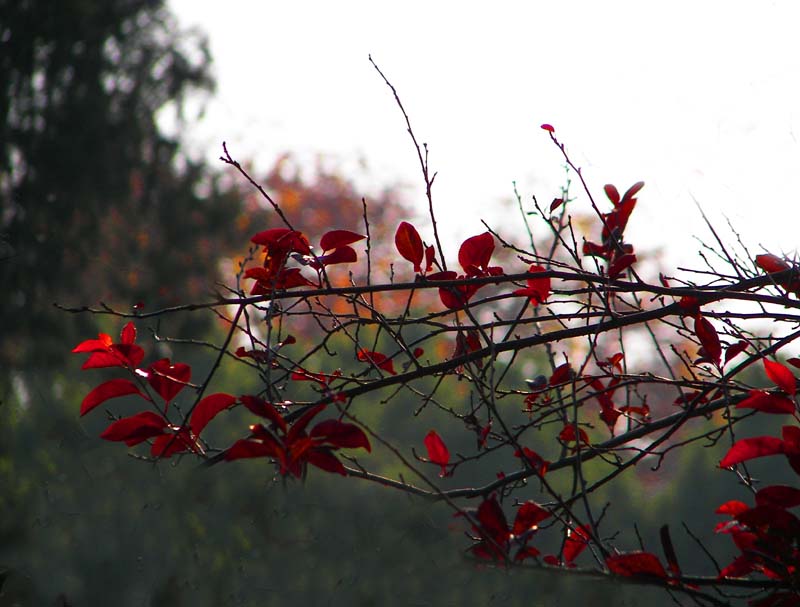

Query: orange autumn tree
left=66, top=65, right=800, bottom=607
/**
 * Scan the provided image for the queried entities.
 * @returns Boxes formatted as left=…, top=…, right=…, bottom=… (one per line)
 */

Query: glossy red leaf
left=606, top=552, right=668, bottom=579
left=72, top=333, right=113, bottom=353
left=319, top=229, right=366, bottom=252
left=582, top=241, right=607, bottom=259
left=716, top=500, right=749, bottom=516
left=305, top=448, right=347, bottom=476
left=239, top=395, right=288, bottom=433
left=224, top=438, right=279, bottom=461
left=311, top=245, right=358, bottom=268
left=99, top=411, right=167, bottom=446
left=395, top=221, right=424, bottom=272
left=81, top=378, right=147, bottom=416
left=549, top=363, right=573, bottom=386
left=458, top=232, right=495, bottom=276
left=357, top=350, right=397, bottom=375
left=424, top=430, right=450, bottom=477
left=424, top=245, right=435, bottom=273
left=477, top=495, right=510, bottom=546
left=694, top=316, right=721, bottom=366
left=604, top=184, right=621, bottom=205
left=248, top=267, right=318, bottom=294
left=310, top=419, right=371, bottom=452
left=563, top=524, right=590, bottom=565
left=787, top=358, right=800, bottom=370
left=287, top=403, right=327, bottom=442
left=540, top=123, right=554, bottom=132
left=559, top=424, right=589, bottom=445
left=725, top=340, right=749, bottom=364
left=756, top=253, right=791, bottom=274
left=514, top=447, right=550, bottom=476
left=120, top=322, right=136, bottom=345
left=80, top=343, right=145, bottom=370
left=736, top=390, right=795, bottom=415
left=512, top=264, right=550, bottom=304
left=251, top=228, right=311, bottom=254
left=720, top=436, right=785, bottom=468
left=764, top=359, right=797, bottom=395
left=147, top=359, right=191, bottom=404
left=622, top=181, right=645, bottom=202
left=511, top=502, right=550, bottom=537
left=190, top=393, right=237, bottom=436
left=755, top=485, right=800, bottom=508
left=549, top=198, right=564, bottom=212
left=607, top=253, right=636, bottom=279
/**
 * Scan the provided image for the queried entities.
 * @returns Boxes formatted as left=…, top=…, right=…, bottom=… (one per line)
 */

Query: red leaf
left=80, top=343, right=145, bottom=370
left=251, top=228, right=310, bottom=254
left=736, top=390, right=796, bottom=415
left=287, top=404, right=327, bottom=442
left=147, top=359, right=191, bottom=404
left=424, top=245, right=435, bottom=273
left=563, top=524, right=590, bottom=565
left=239, top=395, right=288, bottom=433
left=311, top=245, right=358, bottom=268
left=604, top=184, right=621, bottom=206
left=395, top=221, right=424, bottom=272
left=725, top=340, right=749, bottom=364
left=756, top=253, right=791, bottom=274
left=99, top=411, right=167, bottom=446
left=694, top=316, right=721, bottom=366
left=549, top=198, right=564, bottom=212
left=72, top=333, right=113, bottom=353
left=512, top=502, right=550, bottom=537
left=716, top=500, right=749, bottom=516
left=190, top=393, right=237, bottom=436
left=512, top=264, right=550, bottom=304
left=549, top=363, right=573, bottom=386
left=120, top=322, right=136, bottom=345
left=305, top=448, right=348, bottom=476
left=540, top=123, right=554, bottom=132
left=151, top=429, right=198, bottom=458
left=80, top=379, right=147, bottom=416
left=357, top=350, right=397, bottom=375
left=787, top=358, right=800, bottom=370
left=559, top=424, right=589, bottom=445
left=720, top=436, right=786, bottom=468
left=622, top=181, right=645, bottom=202
left=606, top=552, right=668, bottom=579
left=458, top=232, right=495, bottom=276
left=764, top=359, right=797, bottom=396
left=582, top=241, right=608, bottom=259
left=755, top=485, right=800, bottom=508
left=224, top=439, right=279, bottom=461
left=319, top=229, right=365, bottom=252
left=476, top=495, right=510, bottom=546
left=514, top=447, right=550, bottom=476
left=310, top=419, right=371, bottom=452
left=607, top=253, right=636, bottom=279
left=424, top=430, right=450, bottom=477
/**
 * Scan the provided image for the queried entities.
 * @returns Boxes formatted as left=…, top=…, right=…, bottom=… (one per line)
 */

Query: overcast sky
left=169, top=0, right=800, bottom=271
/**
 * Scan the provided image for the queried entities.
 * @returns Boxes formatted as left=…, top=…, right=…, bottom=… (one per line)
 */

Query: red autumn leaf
left=725, top=340, right=749, bottom=364
left=395, top=221, right=424, bottom=272
left=80, top=378, right=147, bottom=416
left=540, top=123, right=554, bottom=132
left=716, top=500, right=749, bottom=516
left=147, top=359, right=191, bottom=404
left=582, top=241, right=607, bottom=259
left=428, top=270, right=480, bottom=310
left=787, top=358, right=800, bottom=370
left=73, top=325, right=146, bottom=370
left=287, top=403, right=327, bottom=442
left=413, top=347, right=424, bottom=358
left=558, top=424, right=589, bottom=445
left=549, top=363, right=573, bottom=386
left=720, top=436, right=786, bottom=468
left=513, top=447, right=550, bottom=476
left=606, top=552, right=668, bottom=579
left=424, top=244, right=435, bottom=273
left=694, top=315, right=721, bottom=366
left=677, top=296, right=700, bottom=316
left=120, top=321, right=136, bottom=345
left=458, top=232, right=495, bottom=276
left=150, top=428, right=198, bottom=458
left=755, top=485, right=800, bottom=508
left=99, top=411, right=167, bottom=446
left=607, top=253, right=636, bottom=278
left=622, top=181, right=645, bottom=202
left=251, top=228, right=311, bottom=254
left=549, top=198, right=564, bottom=212
left=357, top=350, right=397, bottom=375
left=718, top=554, right=757, bottom=579
left=476, top=495, right=510, bottom=546
left=305, top=448, right=348, bottom=476
left=310, top=245, right=358, bottom=268
left=72, top=332, right=113, bottom=353
left=736, top=390, right=796, bottom=415
left=239, top=395, right=288, bottom=433
left=310, top=419, right=371, bottom=452
left=511, top=502, right=550, bottom=537
left=756, top=253, right=791, bottom=274
left=224, top=438, right=279, bottom=461
left=248, top=267, right=318, bottom=294
left=764, top=359, right=797, bottom=395
left=512, top=264, right=550, bottom=304
left=319, top=229, right=366, bottom=252
left=562, top=524, right=591, bottom=565
left=189, top=393, right=237, bottom=436
left=604, top=184, right=621, bottom=205
left=424, top=430, right=450, bottom=477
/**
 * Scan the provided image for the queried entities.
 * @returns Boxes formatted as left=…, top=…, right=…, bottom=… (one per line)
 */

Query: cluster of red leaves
left=224, top=399, right=370, bottom=477
left=465, top=495, right=551, bottom=562
left=582, top=182, right=643, bottom=279
left=715, top=487, right=800, bottom=598
left=73, top=323, right=370, bottom=472
left=245, top=227, right=365, bottom=293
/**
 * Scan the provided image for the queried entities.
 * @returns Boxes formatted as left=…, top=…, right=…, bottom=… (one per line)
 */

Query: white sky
left=169, top=0, right=800, bottom=272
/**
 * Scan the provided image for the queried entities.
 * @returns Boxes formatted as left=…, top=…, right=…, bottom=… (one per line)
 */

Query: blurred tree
left=0, top=0, right=246, bottom=369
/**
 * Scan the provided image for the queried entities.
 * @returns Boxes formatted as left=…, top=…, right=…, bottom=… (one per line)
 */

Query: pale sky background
left=169, top=0, right=800, bottom=273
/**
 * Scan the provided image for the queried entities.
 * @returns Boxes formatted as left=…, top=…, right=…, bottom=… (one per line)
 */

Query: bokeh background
left=1, top=1, right=796, bottom=605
